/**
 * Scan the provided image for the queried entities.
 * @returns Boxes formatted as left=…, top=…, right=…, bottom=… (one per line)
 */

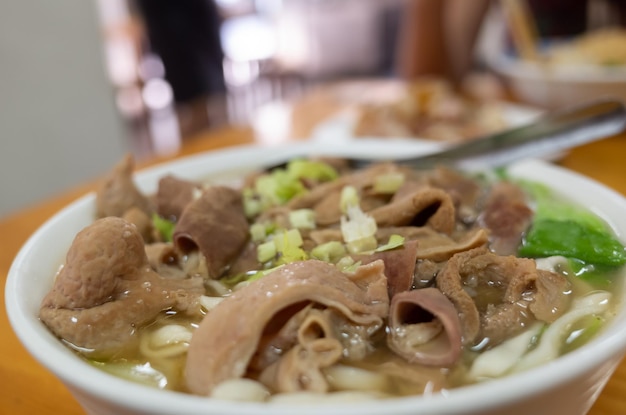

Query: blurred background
left=0, top=0, right=405, bottom=218
left=1, top=0, right=624, bottom=218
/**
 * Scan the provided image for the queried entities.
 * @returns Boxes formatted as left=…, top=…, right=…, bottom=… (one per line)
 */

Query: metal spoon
left=266, top=99, right=626, bottom=171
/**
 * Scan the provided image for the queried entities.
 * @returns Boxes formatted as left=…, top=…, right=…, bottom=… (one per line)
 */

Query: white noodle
left=534, top=255, right=569, bottom=272
left=469, top=322, right=543, bottom=380
left=205, top=279, right=231, bottom=296
left=139, top=324, right=193, bottom=359
left=199, top=295, right=224, bottom=312
left=211, top=379, right=270, bottom=402
left=323, top=364, right=390, bottom=392
left=513, top=291, right=611, bottom=372
left=535, top=255, right=594, bottom=293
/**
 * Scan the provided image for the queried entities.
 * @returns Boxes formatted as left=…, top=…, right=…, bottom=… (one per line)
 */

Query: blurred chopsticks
left=500, top=0, right=541, bottom=61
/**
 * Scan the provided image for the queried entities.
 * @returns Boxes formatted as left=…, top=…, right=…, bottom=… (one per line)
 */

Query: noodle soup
left=36, top=151, right=626, bottom=402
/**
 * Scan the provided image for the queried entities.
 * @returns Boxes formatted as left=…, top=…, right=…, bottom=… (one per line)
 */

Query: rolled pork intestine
left=185, top=260, right=389, bottom=395
left=436, top=247, right=571, bottom=347
left=257, top=307, right=344, bottom=393
left=387, top=288, right=463, bottom=366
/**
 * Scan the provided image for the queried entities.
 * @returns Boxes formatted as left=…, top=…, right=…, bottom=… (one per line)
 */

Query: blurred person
left=395, top=0, right=491, bottom=83
left=395, top=0, right=626, bottom=83
left=136, top=0, right=226, bottom=102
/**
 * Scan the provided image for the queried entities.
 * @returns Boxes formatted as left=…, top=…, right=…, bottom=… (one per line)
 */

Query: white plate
left=310, top=101, right=543, bottom=148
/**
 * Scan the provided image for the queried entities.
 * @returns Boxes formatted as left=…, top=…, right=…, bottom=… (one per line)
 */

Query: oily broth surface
left=85, top=265, right=624, bottom=395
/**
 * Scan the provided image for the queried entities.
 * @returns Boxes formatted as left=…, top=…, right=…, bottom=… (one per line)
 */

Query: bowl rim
left=6, top=141, right=626, bottom=415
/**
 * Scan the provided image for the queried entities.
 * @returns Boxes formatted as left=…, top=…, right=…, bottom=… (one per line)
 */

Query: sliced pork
left=353, top=239, right=419, bottom=297
left=95, top=154, right=153, bottom=218
left=369, top=188, right=456, bottom=234
left=173, top=185, right=249, bottom=279
left=376, top=226, right=488, bottom=262
left=287, top=163, right=399, bottom=210
left=155, top=175, right=202, bottom=221
left=479, top=181, right=533, bottom=255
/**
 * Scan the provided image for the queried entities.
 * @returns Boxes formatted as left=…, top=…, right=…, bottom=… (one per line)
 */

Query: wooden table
left=1, top=86, right=625, bottom=414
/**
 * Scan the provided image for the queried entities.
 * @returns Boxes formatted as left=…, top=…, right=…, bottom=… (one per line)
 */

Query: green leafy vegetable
left=519, top=219, right=626, bottom=267
left=518, top=179, right=626, bottom=269
left=519, top=180, right=609, bottom=231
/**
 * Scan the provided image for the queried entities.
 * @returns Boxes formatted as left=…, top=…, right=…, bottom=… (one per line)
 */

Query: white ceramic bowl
left=489, top=53, right=626, bottom=110
left=6, top=140, right=626, bottom=415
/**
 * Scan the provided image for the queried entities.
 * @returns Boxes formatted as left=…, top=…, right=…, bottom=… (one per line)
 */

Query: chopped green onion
left=255, top=171, right=306, bottom=206
left=257, top=240, right=277, bottom=263
left=250, top=221, right=277, bottom=242
left=346, top=236, right=378, bottom=254
left=242, top=188, right=263, bottom=218
left=341, top=204, right=378, bottom=253
left=152, top=213, right=175, bottom=242
left=245, top=159, right=337, bottom=216
left=274, top=229, right=308, bottom=264
left=274, top=228, right=303, bottom=250
left=289, top=209, right=316, bottom=229
left=340, top=185, right=359, bottom=213
left=336, top=257, right=361, bottom=273
left=373, top=172, right=405, bottom=194
left=286, top=159, right=338, bottom=181
left=375, top=234, right=405, bottom=252
left=250, top=223, right=267, bottom=242
left=311, top=241, right=347, bottom=263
